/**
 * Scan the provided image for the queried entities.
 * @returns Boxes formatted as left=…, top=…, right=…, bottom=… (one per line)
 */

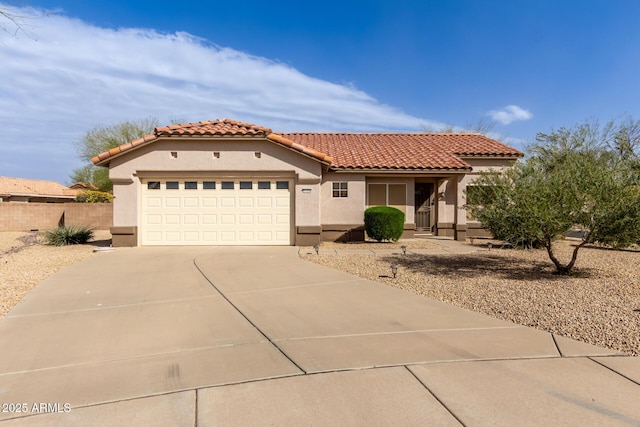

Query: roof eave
left=328, top=167, right=472, bottom=173
left=455, top=153, right=524, bottom=159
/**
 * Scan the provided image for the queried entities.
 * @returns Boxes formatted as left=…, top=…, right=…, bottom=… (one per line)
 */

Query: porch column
left=455, top=175, right=467, bottom=241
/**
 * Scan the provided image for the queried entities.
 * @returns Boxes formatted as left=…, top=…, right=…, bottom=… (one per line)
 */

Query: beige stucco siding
left=320, top=173, right=366, bottom=225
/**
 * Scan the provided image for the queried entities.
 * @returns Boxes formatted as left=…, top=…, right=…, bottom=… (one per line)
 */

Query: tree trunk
left=544, top=238, right=586, bottom=275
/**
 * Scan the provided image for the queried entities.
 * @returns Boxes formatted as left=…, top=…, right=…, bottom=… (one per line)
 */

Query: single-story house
left=0, top=177, right=78, bottom=203
left=93, top=118, right=523, bottom=247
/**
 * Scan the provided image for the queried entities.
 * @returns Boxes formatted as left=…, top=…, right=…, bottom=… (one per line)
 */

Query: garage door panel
left=146, top=197, right=162, bottom=208
left=165, top=231, right=181, bottom=242
left=142, top=179, right=291, bottom=246
left=165, top=197, right=180, bottom=208
left=202, top=214, right=217, bottom=225
left=257, top=198, right=272, bottom=207
left=146, top=214, right=162, bottom=225
left=221, top=214, right=235, bottom=224
left=220, top=197, right=235, bottom=208
left=184, top=231, right=199, bottom=242
left=275, top=197, right=289, bottom=207
left=202, top=231, right=218, bottom=242
left=239, top=214, right=254, bottom=224
left=239, top=197, right=254, bottom=208
left=184, top=197, right=199, bottom=208
left=257, top=214, right=272, bottom=224
left=238, top=231, right=254, bottom=241
left=165, top=214, right=180, bottom=225
left=220, top=231, right=236, bottom=241
left=184, top=214, right=199, bottom=225
left=203, top=197, right=217, bottom=207
left=146, top=231, right=162, bottom=242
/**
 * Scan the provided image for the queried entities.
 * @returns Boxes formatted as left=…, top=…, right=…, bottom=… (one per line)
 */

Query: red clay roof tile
left=92, top=119, right=522, bottom=170
left=0, top=176, right=78, bottom=198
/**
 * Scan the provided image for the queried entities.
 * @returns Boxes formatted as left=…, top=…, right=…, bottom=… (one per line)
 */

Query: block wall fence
left=0, top=203, right=112, bottom=232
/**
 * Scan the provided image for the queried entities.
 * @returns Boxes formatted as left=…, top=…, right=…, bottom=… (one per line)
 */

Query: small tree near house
left=466, top=119, right=640, bottom=275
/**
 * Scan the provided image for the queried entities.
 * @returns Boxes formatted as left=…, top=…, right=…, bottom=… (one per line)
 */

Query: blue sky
left=1, top=0, right=639, bottom=183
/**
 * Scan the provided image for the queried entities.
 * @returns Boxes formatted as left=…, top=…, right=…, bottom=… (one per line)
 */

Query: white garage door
left=141, top=179, right=292, bottom=245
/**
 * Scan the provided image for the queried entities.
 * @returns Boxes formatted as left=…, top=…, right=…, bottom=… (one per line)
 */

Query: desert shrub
left=364, top=206, right=405, bottom=242
left=76, top=190, right=113, bottom=203
left=45, top=226, right=94, bottom=246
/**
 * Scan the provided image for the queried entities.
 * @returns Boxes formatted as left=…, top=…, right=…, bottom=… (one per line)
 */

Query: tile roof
left=92, top=119, right=522, bottom=170
left=0, top=177, right=78, bottom=198
left=280, top=133, right=521, bottom=170
left=92, top=119, right=332, bottom=165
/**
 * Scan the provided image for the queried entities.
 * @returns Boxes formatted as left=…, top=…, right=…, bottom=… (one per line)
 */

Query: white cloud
left=488, top=105, right=533, bottom=125
left=0, top=5, right=442, bottom=183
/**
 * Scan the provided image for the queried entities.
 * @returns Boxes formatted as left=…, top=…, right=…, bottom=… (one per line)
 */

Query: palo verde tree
left=466, top=119, right=640, bottom=275
left=71, top=118, right=160, bottom=191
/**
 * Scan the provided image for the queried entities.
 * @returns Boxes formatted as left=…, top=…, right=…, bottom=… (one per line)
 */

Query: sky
left=1, top=0, right=639, bottom=184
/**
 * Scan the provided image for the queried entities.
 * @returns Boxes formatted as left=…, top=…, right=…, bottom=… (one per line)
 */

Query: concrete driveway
left=1, top=246, right=639, bottom=426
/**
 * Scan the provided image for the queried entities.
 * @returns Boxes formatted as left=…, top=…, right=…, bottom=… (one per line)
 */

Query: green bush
left=364, top=206, right=405, bottom=242
left=45, top=226, right=94, bottom=246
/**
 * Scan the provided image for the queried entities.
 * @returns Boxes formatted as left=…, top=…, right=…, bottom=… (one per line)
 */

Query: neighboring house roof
left=69, top=182, right=99, bottom=190
left=0, top=177, right=78, bottom=198
left=92, top=118, right=523, bottom=171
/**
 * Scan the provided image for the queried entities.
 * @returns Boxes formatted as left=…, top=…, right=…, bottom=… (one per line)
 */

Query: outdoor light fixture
left=391, top=264, right=398, bottom=278
left=313, top=244, right=320, bottom=255
left=400, top=245, right=407, bottom=255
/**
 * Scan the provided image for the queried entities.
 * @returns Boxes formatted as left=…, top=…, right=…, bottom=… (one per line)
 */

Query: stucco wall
left=320, top=172, right=366, bottom=225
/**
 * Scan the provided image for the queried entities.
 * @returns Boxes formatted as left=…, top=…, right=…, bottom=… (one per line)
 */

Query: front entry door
left=415, top=183, right=433, bottom=232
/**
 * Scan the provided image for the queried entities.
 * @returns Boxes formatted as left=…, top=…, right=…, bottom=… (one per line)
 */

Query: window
left=147, top=181, right=160, bottom=190
left=221, top=181, right=234, bottom=190
left=276, top=181, right=289, bottom=190
left=185, top=181, right=197, bottom=190
left=258, top=181, right=271, bottom=190
left=166, top=181, right=179, bottom=190
left=367, top=183, right=406, bottom=213
left=203, top=181, right=216, bottom=190
left=239, top=181, right=253, bottom=190
left=332, top=182, right=348, bottom=198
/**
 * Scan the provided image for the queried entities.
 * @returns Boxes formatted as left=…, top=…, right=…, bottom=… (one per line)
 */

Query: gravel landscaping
left=300, top=239, right=640, bottom=356
left=0, top=231, right=112, bottom=319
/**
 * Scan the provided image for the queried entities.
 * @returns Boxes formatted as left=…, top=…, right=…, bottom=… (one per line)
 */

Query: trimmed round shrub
left=45, top=226, right=94, bottom=246
left=364, top=206, right=405, bottom=242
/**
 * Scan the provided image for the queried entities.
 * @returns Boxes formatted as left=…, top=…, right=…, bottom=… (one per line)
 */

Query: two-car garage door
left=141, top=178, right=292, bottom=245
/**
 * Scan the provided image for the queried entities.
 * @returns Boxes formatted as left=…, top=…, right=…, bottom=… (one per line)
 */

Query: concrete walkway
left=0, top=246, right=639, bottom=426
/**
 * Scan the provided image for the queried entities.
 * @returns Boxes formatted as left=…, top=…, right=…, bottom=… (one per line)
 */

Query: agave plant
left=44, top=226, right=94, bottom=246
